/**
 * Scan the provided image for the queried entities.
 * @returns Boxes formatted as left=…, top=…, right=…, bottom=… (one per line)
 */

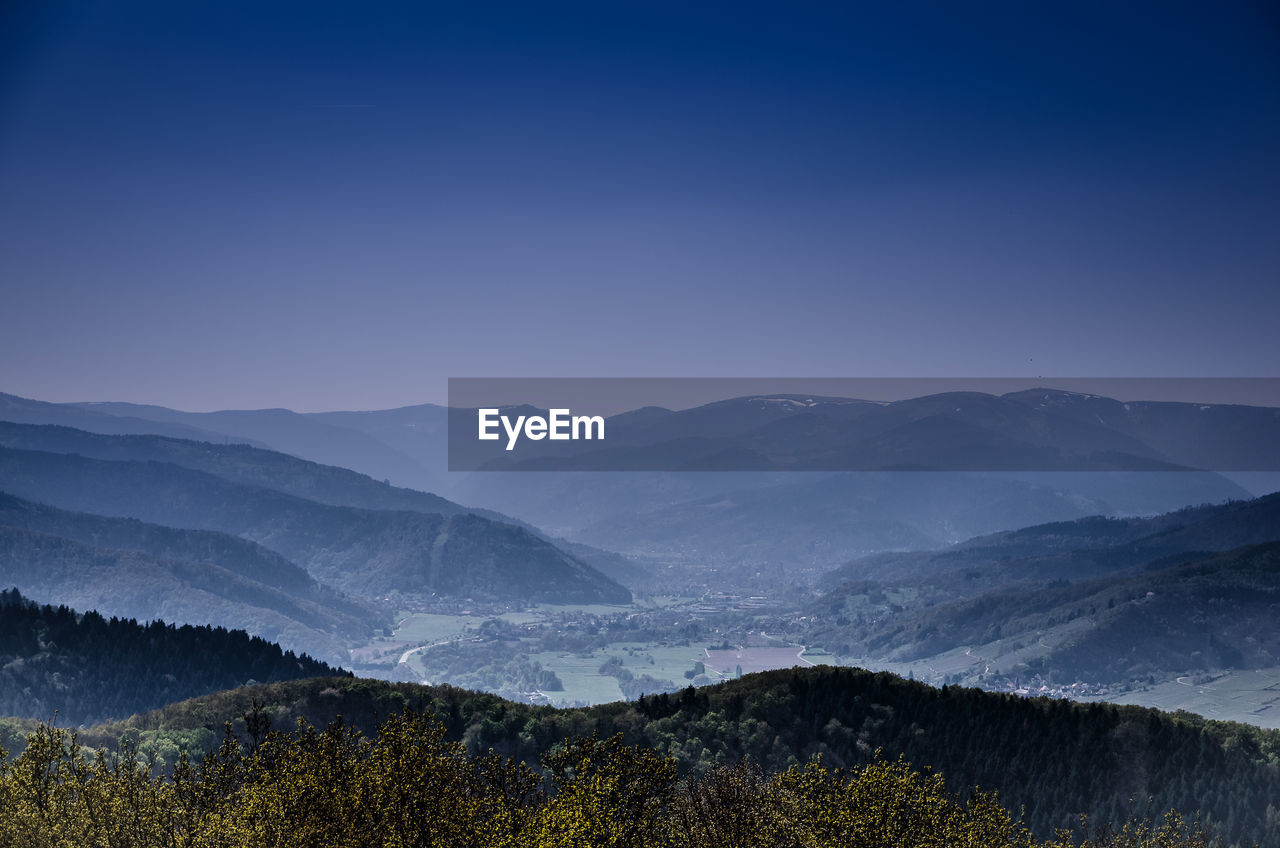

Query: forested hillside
left=0, top=492, right=376, bottom=660
left=0, top=419, right=649, bottom=589
left=814, top=542, right=1280, bottom=684
left=0, top=420, right=470, bottom=517
left=59, top=667, right=1280, bottom=847
left=0, top=445, right=630, bottom=603
left=822, top=491, right=1280, bottom=591
left=801, top=494, right=1280, bottom=697
left=0, top=590, right=347, bottom=725
left=1, top=710, right=1216, bottom=848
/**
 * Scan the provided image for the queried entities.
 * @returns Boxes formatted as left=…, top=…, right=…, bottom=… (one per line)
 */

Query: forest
left=0, top=707, right=1220, bottom=848
left=22, top=668, right=1277, bottom=848
left=0, top=589, right=347, bottom=725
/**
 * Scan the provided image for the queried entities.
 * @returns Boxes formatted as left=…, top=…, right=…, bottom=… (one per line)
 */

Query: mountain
left=0, top=419, right=652, bottom=590
left=305, top=402, right=450, bottom=492
left=0, top=446, right=630, bottom=605
left=569, top=473, right=1090, bottom=582
left=0, top=492, right=374, bottom=662
left=821, top=491, right=1280, bottom=591
left=1020, top=543, right=1280, bottom=683
left=454, top=469, right=1251, bottom=541
left=66, top=667, right=1280, bottom=847
left=0, top=392, right=260, bottom=446
left=528, top=471, right=1243, bottom=587
left=1003, top=388, right=1280, bottom=472
left=449, top=471, right=792, bottom=538
left=0, top=420, right=478, bottom=518
left=550, top=537, right=654, bottom=588
left=805, top=495, right=1280, bottom=698
left=813, top=542, right=1280, bottom=683
left=70, top=400, right=435, bottom=490
left=1, top=392, right=443, bottom=492
left=6, top=393, right=1253, bottom=576
left=457, top=390, right=1280, bottom=472
left=1, top=395, right=1253, bottom=596
left=0, top=589, right=347, bottom=725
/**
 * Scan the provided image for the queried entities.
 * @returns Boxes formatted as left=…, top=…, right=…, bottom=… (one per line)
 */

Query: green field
left=531, top=602, right=635, bottom=616
left=388, top=619, right=1280, bottom=729
left=393, top=610, right=548, bottom=641
left=1096, top=668, right=1280, bottom=729
left=527, top=641, right=710, bottom=705
left=392, top=613, right=474, bottom=642
left=525, top=652, right=626, bottom=704
left=385, top=612, right=833, bottom=705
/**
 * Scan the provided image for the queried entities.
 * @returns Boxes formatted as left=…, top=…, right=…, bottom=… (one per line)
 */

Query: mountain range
left=0, top=492, right=374, bottom=663
left=807, top=493, right=1280, bottom=695
left=3, top=389, right=1278, bottom=722
left=2, top=391, right=1264, bottom=591
left=453, top=390, right=1280, bottom=472
left=821, top=491, right=1280, bottom=591
left=0, top=438, right=628, bottom=606
left=0, top=417, right=633, bottom=671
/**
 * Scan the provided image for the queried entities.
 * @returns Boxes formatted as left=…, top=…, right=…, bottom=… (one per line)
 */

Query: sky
left=2, top=1, right=1278, bottom=412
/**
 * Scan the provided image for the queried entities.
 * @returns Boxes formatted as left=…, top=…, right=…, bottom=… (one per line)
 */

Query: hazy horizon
left=8, top=375, right=1280, bottom=415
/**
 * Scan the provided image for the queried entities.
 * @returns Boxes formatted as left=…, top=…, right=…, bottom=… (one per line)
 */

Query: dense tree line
left=0, top=708, right=1217, bottom=848
left=65, top=669, right=1280, bottom=847
left=0, top=590, right=348, bottom=725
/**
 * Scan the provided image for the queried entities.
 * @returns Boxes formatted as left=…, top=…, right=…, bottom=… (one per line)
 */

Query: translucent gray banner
left=447, top=378, right=1280, bottom=471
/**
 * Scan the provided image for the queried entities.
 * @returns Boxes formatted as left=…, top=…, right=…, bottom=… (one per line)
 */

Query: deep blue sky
left=2, top=1, right=1278, bottom=411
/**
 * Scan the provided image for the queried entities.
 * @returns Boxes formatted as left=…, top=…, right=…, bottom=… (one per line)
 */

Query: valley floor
left=349, top=599, right=1280, bottom=729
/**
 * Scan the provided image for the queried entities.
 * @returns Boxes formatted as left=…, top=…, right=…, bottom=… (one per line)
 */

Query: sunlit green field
left=393, top=610, right=545, bottom=641
left=530, top=603, right=634, bottom=616
left=527, top=641, right=711, bottom=705
left=1094, top=668, right=1280, bottom=729
left=386, top=613, right=1280, bottom=727
left=392, top=613, right=474, bottom=642
left=385, top=606, right=824, bottom=705
left=524, top=652, right=625, bottom=703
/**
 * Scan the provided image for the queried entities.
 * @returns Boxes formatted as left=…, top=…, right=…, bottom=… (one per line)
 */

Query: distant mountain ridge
left=0, top=416, right=651, bottom=590
left=0, top=443, right=630, bottom=605
left=0, top=392, right=267, bottom=446
left=0, top=390, right=1261, bottom=592
left=0, top=492, right=374, bottom=663
left=822, top=490, right=1280, bottom=590
left=0, top=419, right=474, bottom=517
left=0, top=420, right=635, bottom=587
left=806, top=494, right=1280, bottom=695
left=454, top=389, right=1280, bottom=471
left=70, top=399, right=436, bottom=489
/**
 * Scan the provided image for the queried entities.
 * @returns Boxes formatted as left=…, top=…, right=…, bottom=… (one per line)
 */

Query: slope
left=0, top=420, right=650, bottom=590
left=822, top=491, right=1280, bottom=591
left=0, top=589, right=347, bottom=725
left=67, top=667, right=1280, bottom=847
left=813, top=543, right=1280, bottom=682
left=0, top=492, right=374, bottom=660
left=0, top=446, right=630, bottom=604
